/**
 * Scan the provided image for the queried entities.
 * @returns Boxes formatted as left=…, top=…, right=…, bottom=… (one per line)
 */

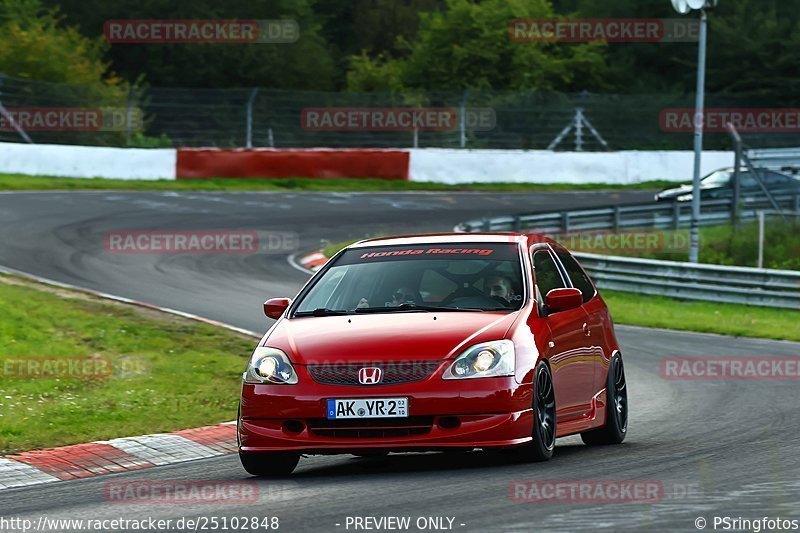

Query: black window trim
left=529, top=244, right=570, bottom=309
left=549, top=243, right=598, bottom=303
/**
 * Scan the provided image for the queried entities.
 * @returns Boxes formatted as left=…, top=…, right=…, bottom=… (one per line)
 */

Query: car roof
left=348, top=232, right=559, bottom=248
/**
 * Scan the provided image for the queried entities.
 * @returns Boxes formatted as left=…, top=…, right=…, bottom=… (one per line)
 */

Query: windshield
left=701, top=170, right=732, bottom=186
left=293, top=243, right=524, bottom=315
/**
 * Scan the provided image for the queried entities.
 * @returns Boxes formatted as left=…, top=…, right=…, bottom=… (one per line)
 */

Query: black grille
left=306, top=361, right=441, bottom=386
left=307, top=417, right=434, bottom=438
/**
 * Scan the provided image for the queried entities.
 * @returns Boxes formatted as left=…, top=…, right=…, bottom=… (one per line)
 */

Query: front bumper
left=239, top=374, right=533, bottom=454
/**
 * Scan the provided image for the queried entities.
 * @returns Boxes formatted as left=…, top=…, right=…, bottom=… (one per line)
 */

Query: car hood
left=263, top=311, right=521, bottom=365
left=658, top=183, right=718, bottom=197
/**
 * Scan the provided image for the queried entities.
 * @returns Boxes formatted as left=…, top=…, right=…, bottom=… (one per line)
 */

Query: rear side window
left=763, top=171, right=792, bottom=185
left=555, top=249, right=596, bottom=303
left=532, top=250, right=565, bottom=299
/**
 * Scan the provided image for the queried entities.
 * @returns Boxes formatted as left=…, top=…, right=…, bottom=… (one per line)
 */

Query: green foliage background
left=0, top=0, right=795, bottom=104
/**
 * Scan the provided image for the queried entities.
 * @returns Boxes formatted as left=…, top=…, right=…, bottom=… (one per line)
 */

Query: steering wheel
left=440, top=285, right=488, bottom=306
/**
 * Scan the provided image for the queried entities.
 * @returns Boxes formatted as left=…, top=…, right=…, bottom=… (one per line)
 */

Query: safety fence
left=2, top=73, right=799, bottom=150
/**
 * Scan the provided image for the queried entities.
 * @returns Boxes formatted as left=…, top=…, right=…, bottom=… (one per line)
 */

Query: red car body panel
left=239, top=233, right=620, bottom=454
left=264, top=312, right=519, bottom=366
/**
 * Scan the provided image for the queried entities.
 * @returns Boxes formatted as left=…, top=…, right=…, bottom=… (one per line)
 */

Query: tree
left=0, top=0, right=126, bottom=95
left=39, top=0, right=339, bottom=89
left=552, top=0, right=800, bottom=102
left=346, top=52, right=406, bottom=92
left=346, top=0, right=608, bottom=92
left=705, top=0, right=800, bottom=105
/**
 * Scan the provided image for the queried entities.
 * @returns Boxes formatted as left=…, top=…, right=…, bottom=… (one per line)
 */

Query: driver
left=485, top=275, right=516, bottom=303
left=387, top=286, right=421, bottom=307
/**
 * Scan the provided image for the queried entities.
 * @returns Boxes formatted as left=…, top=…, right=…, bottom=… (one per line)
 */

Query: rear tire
left=581, top=353, right=627, bottom=446
left=239, top=451, right=300, bottom=477
left=503, top=361, right=556, bottom=462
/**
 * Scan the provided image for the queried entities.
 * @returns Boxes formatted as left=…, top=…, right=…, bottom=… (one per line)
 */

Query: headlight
left=243, top=347, right=298, bottom=384
left=442, top=340, right=515, bottom=380
left=676, top=193, right=692, bottom=202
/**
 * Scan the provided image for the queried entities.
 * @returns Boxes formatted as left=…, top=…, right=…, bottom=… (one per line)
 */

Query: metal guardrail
left=574, top=252, right=800, bottom=310
left=458, top=194, right=800, bottom=233
left=458, top=194, right=800, bottom=309
left=748, top=147, right=800, bottom=174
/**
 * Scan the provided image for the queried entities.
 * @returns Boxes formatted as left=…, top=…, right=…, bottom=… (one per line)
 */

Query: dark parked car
left=655, top=167, right=800, bottom=202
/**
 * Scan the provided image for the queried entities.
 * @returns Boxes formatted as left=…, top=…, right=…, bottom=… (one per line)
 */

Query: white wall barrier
left=408, top=148, right=732, bottom=184
left=0, top=142, right=734, bottom=184
left=0, top=141, right=176, bottom=180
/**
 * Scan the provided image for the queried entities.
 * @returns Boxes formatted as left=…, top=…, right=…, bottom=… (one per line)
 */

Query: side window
left=738, top=172, right=757, bottom=187
left=532, top=250, right=565, bottom=300
left=555, top=249, right=596, bottom=303
left=763, top=172, right=790, bottom=185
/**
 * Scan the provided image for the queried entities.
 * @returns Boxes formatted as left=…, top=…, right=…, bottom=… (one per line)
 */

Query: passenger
left=485, top=275, right=516, bottom=303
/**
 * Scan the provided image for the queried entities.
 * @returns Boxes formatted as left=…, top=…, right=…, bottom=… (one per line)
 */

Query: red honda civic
left=238, top=233, right=628, bottom=476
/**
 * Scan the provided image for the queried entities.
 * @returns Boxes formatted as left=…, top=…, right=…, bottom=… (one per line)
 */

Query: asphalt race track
left=1, top=190, right=799, bottom=532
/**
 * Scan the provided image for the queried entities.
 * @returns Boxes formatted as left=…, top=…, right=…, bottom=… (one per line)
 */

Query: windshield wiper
left=294, top=307, right=351, bottom=317
left=355, top=303, right=491, bottom=313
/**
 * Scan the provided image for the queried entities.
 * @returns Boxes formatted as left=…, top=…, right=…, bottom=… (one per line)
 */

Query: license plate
left=327, top=398, right=408, bottom=419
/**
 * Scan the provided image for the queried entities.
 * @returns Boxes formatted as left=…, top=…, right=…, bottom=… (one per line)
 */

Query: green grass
left=608, top=219, right=800, bottom=270
left=602, top=290, right=800, bottom=342
left=322, top=239, right=364, bottom=258
left=0, top=277, right=255, bottom=455
left=695, top=219, right=800, bottom=270
left=0, top=173, right=673, bottom=192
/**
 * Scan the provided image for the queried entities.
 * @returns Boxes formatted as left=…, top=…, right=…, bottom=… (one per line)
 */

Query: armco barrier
left=459, top=195, right=800, bottom=309
left=575, top=253, right=800, bottom=309
left=458, top=194, right=800, bottom=232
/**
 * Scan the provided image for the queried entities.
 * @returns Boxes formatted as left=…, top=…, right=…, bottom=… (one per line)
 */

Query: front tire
left=239, top=451, right=300, bottom=477
left=581, top=353, right=627, bottom=445
left=503, top=361, right=556, bottom=462
left=352, top=451, right=389, bottom=457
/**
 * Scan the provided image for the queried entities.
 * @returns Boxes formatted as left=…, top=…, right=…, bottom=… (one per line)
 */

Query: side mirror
left=263, top=298, right=292, bottom=320
left=545, top=288, right=583, bottom=313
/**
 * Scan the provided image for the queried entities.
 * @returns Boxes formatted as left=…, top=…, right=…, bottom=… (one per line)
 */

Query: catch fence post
left=246, top=88, right=258, bottom=148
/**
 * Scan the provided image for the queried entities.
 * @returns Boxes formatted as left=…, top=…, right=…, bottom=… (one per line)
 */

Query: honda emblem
left=358, top=367, right=383, bottom=385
